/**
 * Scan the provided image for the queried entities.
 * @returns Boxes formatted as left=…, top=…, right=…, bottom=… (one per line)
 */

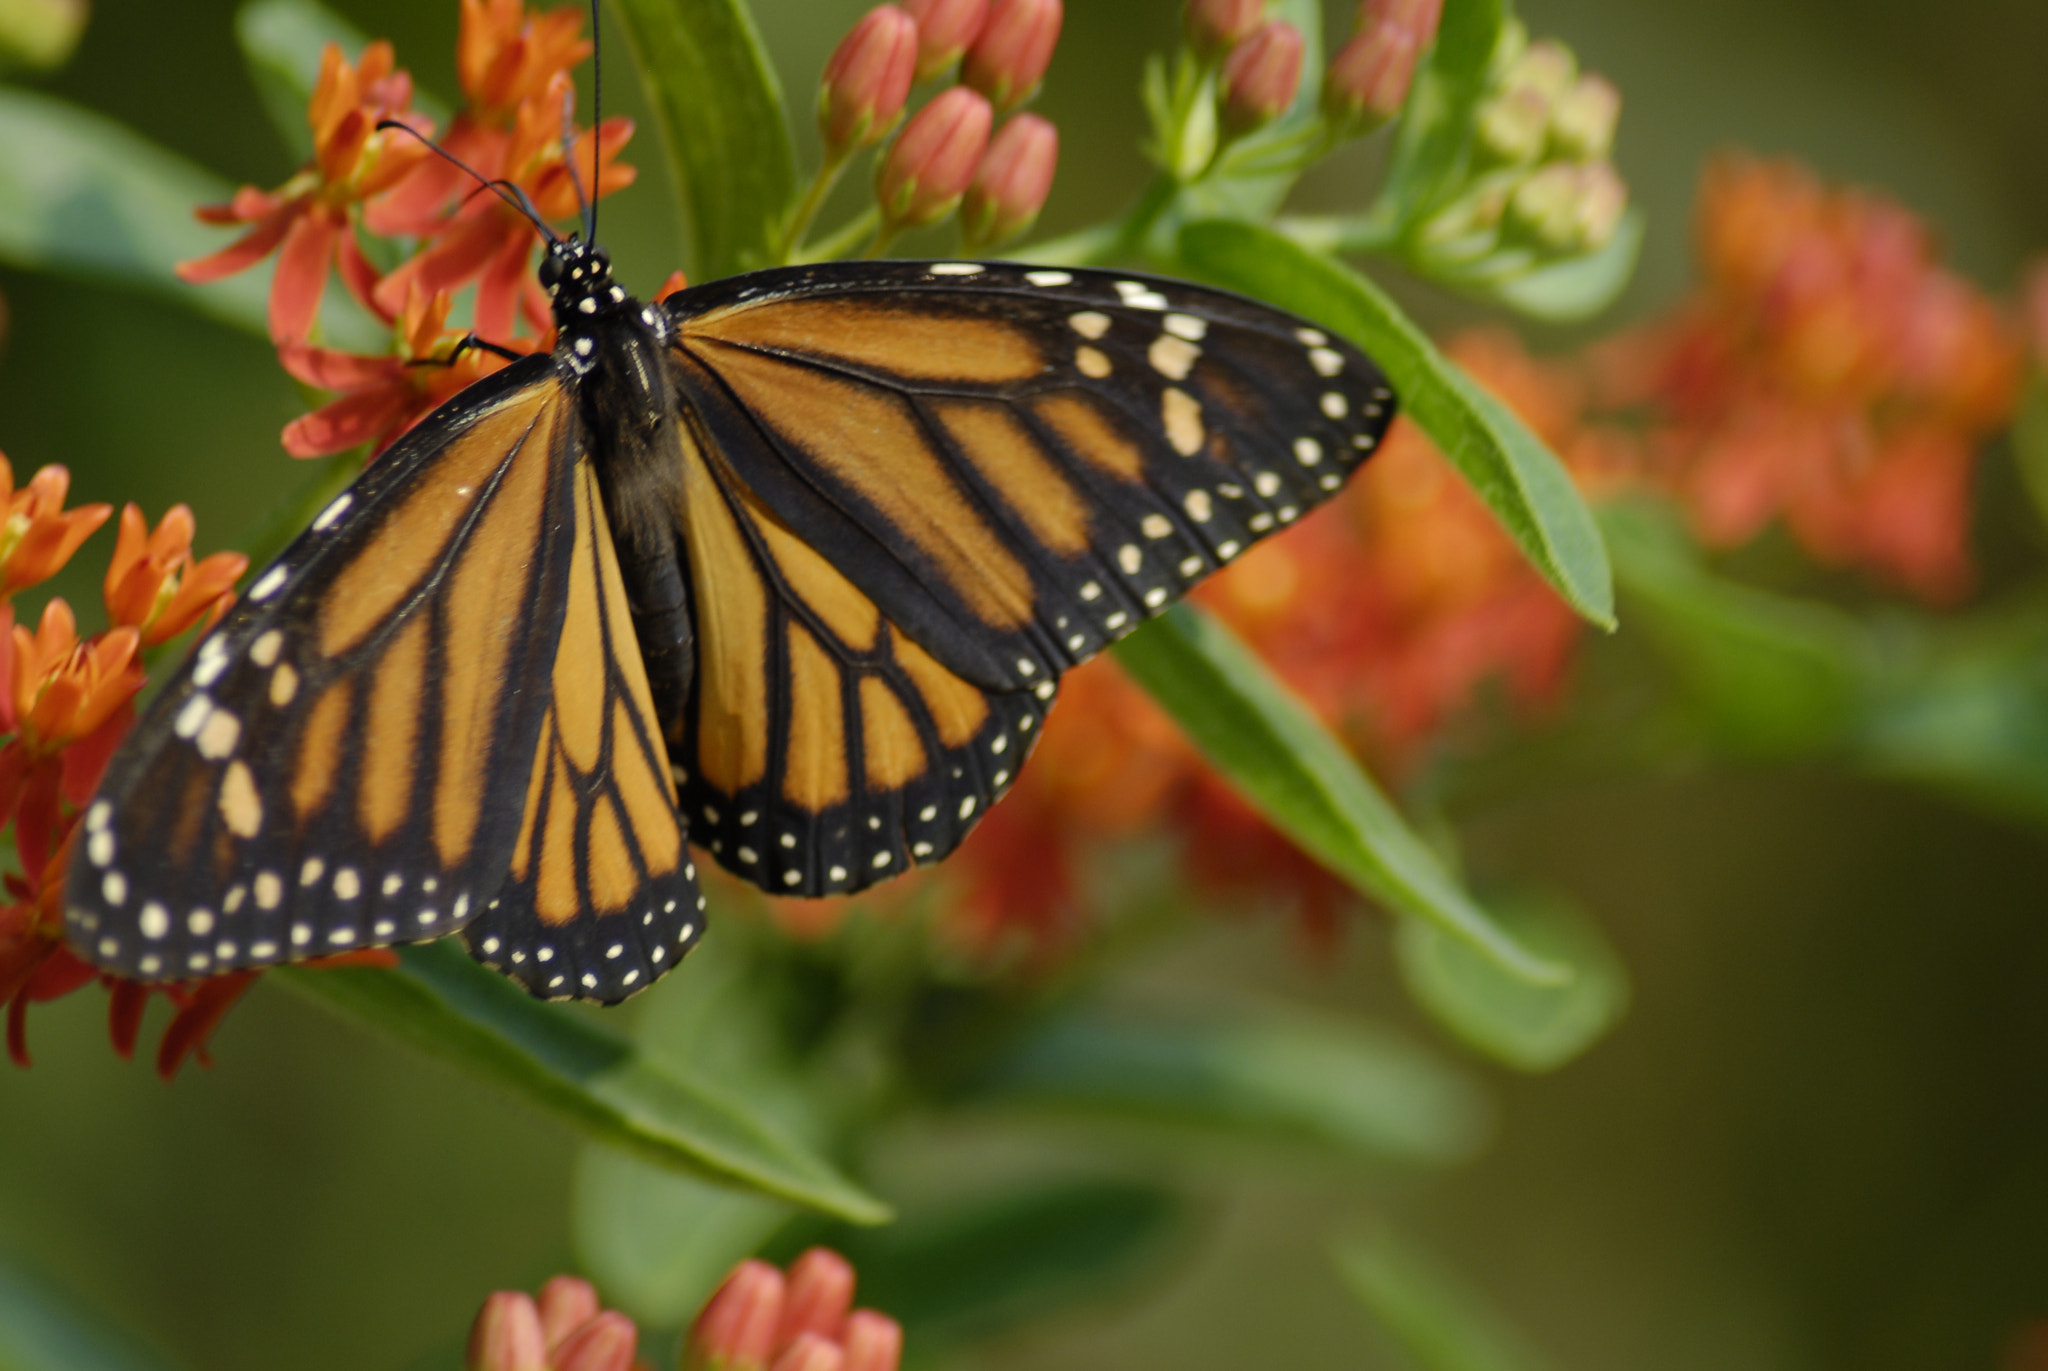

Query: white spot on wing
left=1027, top=270, right=1072, bottom=286
left=249, top=566, right=288, bottom=602
left=1068, top=311, right=1112, bottom=339
left=929, top=262, right=985, bottom=275
left=1163, top=313, right=1207, bottom=341
left=312, top=492, right=353, bottom=531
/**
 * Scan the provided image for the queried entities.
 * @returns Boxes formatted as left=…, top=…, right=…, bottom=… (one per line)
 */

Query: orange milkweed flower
left=103, top=503, right=248, bottom=648
left=0, top=457, right=111, bottom=600
left=372, top=72, right=636, bottom=343
left=281, top=285, right=548, bottom=460
left=459, top=0, right=594, bottom=126
left=178, top=41, right=433, bottom=342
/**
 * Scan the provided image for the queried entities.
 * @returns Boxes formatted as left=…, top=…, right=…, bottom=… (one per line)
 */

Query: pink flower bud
left=1324, top=0, right=1441, bottom=132
left=1219, top=21, right=1303, bottom=136
left=467, top=1293, right=548, bottom=1371
left=687, top=1261, right=787, bottom=1371
left=961, top=113, right=1058, bottom=249
left=769, top=1333, right=845, bottom=1371
left=839, top=1312, right=904, bottom=1371
left=535, top=1276, right=602, bottom=1350
left=876, top=85, right=993, bottom=230
left=961, top=0, right=1062, bottom=112
left=819, top=6, right=921, bottom=156
left=1185, top=0, right=1266, bottom=57
left=781, top=1249, right=856, bottom=1344
left=550, top=1312, right=638, bottom=1371
left=900, top=0, right=989, bottom=81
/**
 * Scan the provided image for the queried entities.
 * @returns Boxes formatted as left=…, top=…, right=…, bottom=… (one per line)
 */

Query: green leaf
left=0, top=1253, right=182, bottom=1371
left=794, top=1180, right=1182, bottom=1346
left=1178, top=217, right=1615, bottom=629
left=1396, top=891, right=1627, bottom=1072
left=1362, top=0, right=1508, bottom=236
left=0, top=86, right=383, bottom=348
left=1116, top=605, right=1566, bottom=985
left=235, top=0, right=448, bottom=162
left=973, top=1005, right=1491, bottom=1165
left=1603, top=500, right=1870, bottom=753
left=275, top=942, right=889, bottom=1224
left=1336, top=1228, right=1559, bottom=1371
left=1484, top=207, right=1644, bottom=323
left=607, top=0, right=796, bottom=279
left=574, top=1148, right=791, bottom=1327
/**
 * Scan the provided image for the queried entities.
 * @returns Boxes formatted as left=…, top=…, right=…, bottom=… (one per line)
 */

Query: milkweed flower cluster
left=177, top=0, right=636, bottom=460
left=465, top=1253, right=904, bottom=1371
left=0, top=454, right=302, bottom=1078
left=1594, top=153, right=2023, bottom=602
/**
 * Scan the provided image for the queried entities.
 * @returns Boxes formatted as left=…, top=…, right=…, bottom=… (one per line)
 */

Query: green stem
left=863, top=221, right=900, bottom=259
left=796, top=207, right=881, bottom=264
left=774, top=151, right=850, bottom=267
left=1273, top=212, right=1403, bottom=256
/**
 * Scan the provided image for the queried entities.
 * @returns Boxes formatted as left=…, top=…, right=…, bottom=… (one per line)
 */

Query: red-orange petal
left=282, top=383, right=416, bottom=459
left=268, top=206, right=343, bottom=343
left=177, top=196, right=303, bottom=284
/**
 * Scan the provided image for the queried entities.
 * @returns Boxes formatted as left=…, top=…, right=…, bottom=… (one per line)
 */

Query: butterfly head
left=541, top=237, right=629, bottom=325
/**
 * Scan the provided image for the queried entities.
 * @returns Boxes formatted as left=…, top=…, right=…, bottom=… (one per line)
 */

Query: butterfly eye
left=539, top=254, right=564, bottom=289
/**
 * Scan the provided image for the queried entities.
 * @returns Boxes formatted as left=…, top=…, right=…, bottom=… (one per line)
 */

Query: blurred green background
left=5, top=1, right=2048, bottom=1368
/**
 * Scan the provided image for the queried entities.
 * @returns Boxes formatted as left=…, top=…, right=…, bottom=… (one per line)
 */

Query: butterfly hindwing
left=460, top=462, right=703, bottom=1002
left=656, top=412, right=1043, bottom=897
left=65, top=359, right=585, bottom=982
left=659, top=262, right=1395, bottom=896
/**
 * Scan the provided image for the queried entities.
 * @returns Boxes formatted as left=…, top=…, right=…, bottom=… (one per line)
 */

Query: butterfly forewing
left=66, top=359, right=583, bottom=982
left=660, top=262, right=1395, bottom=896
left=460, top=462, right=703, bottom=1002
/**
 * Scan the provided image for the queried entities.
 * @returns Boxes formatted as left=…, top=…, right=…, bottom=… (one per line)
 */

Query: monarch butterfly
left=60, top=231, right=1394, bottom=1002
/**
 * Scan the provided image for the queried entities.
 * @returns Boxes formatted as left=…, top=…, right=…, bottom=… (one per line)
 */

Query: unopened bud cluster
left=1324, top=0, right=1442, bottom=135
left=1419, top=20, right=1629, bottom=263
left=809, top=0, right=1062, bottom=254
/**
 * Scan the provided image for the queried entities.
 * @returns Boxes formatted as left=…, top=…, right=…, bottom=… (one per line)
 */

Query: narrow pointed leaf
left=1337, top=1228, right=1559, bottom=1371
left=974, top=1004, right=1491, bottom=1165
left=0, top=87, right=382, bottom=348
left=1395, top=892, right=1627, bottom=1071
left=0, top=1254, right=184, bottom=1371
left=1179, top=217, right=1614, bottom=627
left=607, top=0, right=796, bottom=278
left=276, top=942, right=890, bottom=1224
left=1117, top=604, right=1566, bottom=984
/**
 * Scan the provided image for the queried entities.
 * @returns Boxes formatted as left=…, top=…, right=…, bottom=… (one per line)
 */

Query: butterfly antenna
left=589, top=0, right=602, bottom=243
left=559, top=85, right=596, bottom=246
left=376, top=119, right=563, bottom=247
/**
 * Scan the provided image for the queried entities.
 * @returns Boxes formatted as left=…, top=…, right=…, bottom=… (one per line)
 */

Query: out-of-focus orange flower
left=1599, top=153, right=2024, bottom=602
left=0, top=458, right=111, bottom=601
left=468, top=1276, right=644, bottom=1371
left=280, top=286, right=547, bottom=460
left=178, top=41, right=432, bottom=342
left=103, top=504, right=247, bottom=648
